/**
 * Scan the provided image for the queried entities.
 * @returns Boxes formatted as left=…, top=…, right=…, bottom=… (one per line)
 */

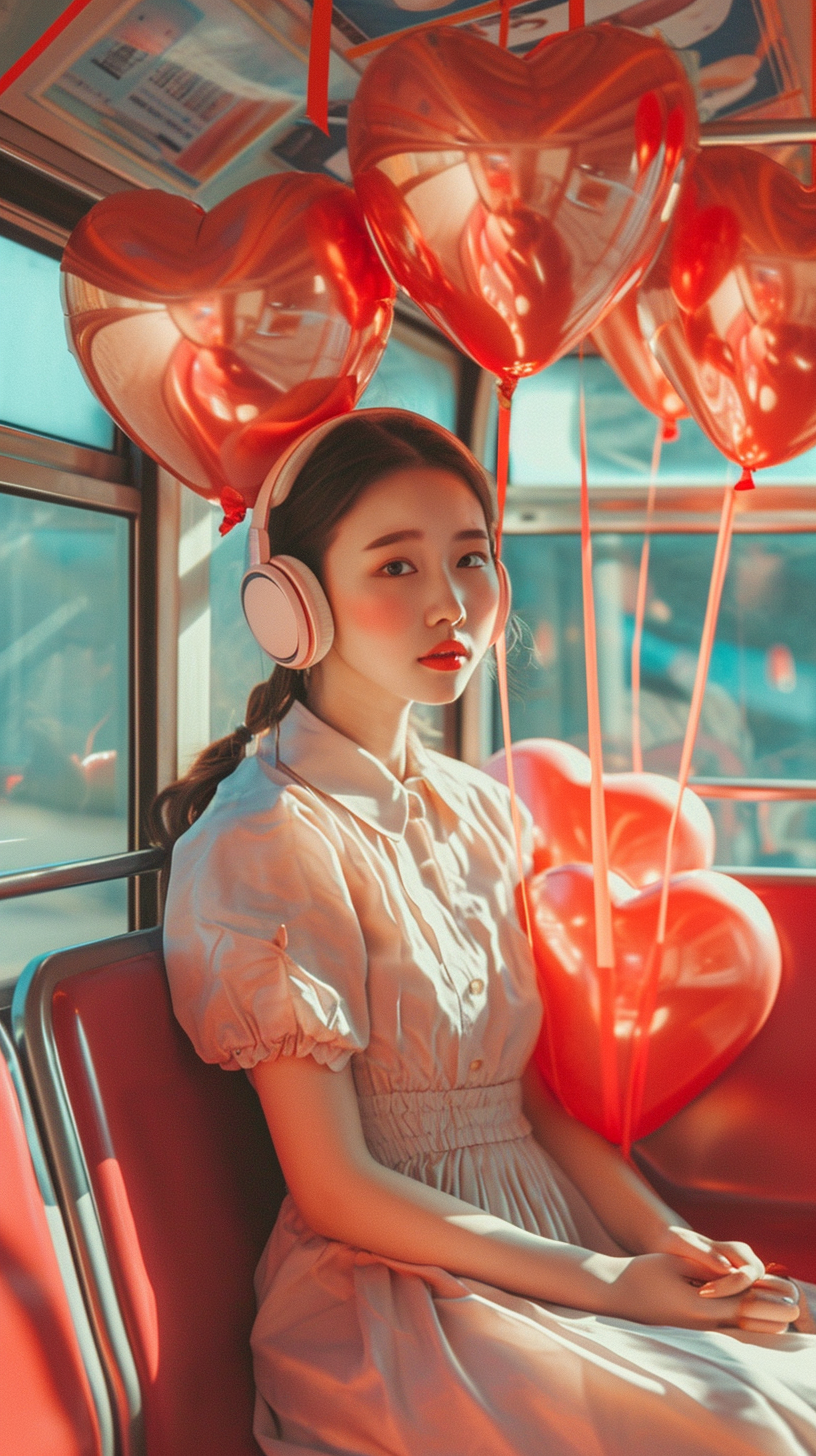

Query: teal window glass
left=495, top=531, right=816, bottom=869
left=484, top=355, right=816, bottom=487
left=0, top=492, right=129, bottom=876
left=358, top=332, right=457, bottom=430
left=0, top=234, right=115, bottom=449
left=0, top=879, right=128, bottom=994
left=210, top=516, right=266, bottom=742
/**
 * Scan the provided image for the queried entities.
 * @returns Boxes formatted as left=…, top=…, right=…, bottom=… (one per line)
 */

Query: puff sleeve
left=162, top=780, right=370, bottom=1073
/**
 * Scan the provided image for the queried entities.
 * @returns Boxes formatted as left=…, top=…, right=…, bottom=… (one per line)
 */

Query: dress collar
left=257, top=701, right=446, bottom=840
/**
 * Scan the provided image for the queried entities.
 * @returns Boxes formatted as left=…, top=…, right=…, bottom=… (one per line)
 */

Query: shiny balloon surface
left=61, top=175, right=395, bottom=523
left=485, top=739, right=780, bottom=1143
left=591, top=286, right=688, bottom=427
left=639, top=146, right=816, bottom=471
left=529, top=863, right=781, bottom=1143
left=348, top=24, right=696, bottom=389
left=486, top=738, right=714, bottom=888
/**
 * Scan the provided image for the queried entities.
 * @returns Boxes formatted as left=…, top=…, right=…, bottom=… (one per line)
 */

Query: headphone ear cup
left=241, top=555, right=334, bottom=669
left=489, top=559, right=512, bottom=647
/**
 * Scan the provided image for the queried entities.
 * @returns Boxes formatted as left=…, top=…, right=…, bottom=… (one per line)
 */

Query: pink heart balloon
left=530, top=863, right=781, bottom=1143
left=61, top=173, right=395, bottom=526
left=485, top=738, right=714, bottom=887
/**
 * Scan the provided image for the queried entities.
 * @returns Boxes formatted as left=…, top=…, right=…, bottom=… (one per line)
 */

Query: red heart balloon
left=638, top=146, right=816, bottom=471
left=348, top=25, right=696, bottom=388
left=591, top=286, right=688, bottom=431
left=61, top=174, right=395, bottom=524
left=485, top=738, right=714, bottom=888
left=530, top=863, right=781, bottom=1143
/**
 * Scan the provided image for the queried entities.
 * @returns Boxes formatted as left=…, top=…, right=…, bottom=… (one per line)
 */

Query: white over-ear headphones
left=240, top=409, right=511, bottom=669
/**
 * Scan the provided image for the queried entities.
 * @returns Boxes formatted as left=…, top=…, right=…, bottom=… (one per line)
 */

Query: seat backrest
left=13, top=930, right=286, bottom=1456
left=636, top=877, right=816, bottom=1281
left=0, top=1020, right=111, bottom=1456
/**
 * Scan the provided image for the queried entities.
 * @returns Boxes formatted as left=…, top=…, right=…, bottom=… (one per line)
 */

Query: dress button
left=469, top=1058, right=483, bottom=1073
left=468, top=979, right=485, bottom=996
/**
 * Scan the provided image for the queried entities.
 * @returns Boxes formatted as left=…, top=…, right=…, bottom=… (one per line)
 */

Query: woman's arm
left=252, top=1053, right=798, bottom=1331
left=521, top=1059, right=798, bottom=1310
left=521, top=1060, right=690, bottom=1256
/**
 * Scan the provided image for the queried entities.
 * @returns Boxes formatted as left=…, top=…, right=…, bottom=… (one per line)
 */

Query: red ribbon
left=219, top=487, right=248, bottom=536
left=577, top=366, right=619, bottom=1136
left=621, top=480, right=739, bottom=1157
left=306, top=0, right=334, bottom=135
left=0, top=0, right=96, bottom=96
left=631, top=419, right=664, bottom=774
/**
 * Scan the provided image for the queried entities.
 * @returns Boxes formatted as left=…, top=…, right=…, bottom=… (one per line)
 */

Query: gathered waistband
left=356, top=1080, right=531, bottom=1165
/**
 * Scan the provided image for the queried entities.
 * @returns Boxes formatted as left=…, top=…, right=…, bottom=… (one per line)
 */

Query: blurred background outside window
left=490, top=356, right=816, bottom=869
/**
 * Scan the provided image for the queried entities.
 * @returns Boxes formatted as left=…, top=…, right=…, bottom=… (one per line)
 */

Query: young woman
left=157, top=409, right=815, bottom=1456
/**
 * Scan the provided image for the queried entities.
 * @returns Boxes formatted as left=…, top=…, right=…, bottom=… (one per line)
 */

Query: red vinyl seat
left=12, top=929, right=325, bottom=1456
left=635, top=877, right=816, bottom=1282
left=0, top=1020, right=112, bottom=1456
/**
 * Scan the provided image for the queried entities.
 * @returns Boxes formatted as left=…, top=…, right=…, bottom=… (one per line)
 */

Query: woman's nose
left=427, top=576, right=466, bottom=628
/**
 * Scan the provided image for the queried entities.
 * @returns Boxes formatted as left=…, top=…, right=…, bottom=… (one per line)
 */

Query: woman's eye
left=379, top=559, right=416, bottom=577
left=458, top=552, right=488, bottom=569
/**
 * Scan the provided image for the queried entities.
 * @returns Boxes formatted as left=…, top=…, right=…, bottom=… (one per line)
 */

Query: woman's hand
left=654, top=1224, right=764, bottom=1287
left=598, top=1253, right=800, bottom=1331
left=650, top=1225, right=803, bottom=1332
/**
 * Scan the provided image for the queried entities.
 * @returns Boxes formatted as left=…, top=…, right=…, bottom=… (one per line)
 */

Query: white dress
left=163, top=701, right=816, bottom=1456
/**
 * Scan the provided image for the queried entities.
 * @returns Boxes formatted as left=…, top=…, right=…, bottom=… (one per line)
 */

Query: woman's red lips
left=418, top=639, right=470, bottom=671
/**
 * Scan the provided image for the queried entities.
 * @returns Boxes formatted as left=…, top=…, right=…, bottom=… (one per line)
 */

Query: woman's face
left=318, top=465, right=500, bottom=707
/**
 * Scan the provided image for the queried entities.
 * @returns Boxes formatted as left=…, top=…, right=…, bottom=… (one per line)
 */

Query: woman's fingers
left=753, top=1274, right=800, bottom=1303
left=737, top=1316, right=794, bottom=1335
left=697, top=1265, right=758, bottom=1298
left=737, top=1283, right=799, bottom=1331
left=709, top=1240, right=765, bottom=1281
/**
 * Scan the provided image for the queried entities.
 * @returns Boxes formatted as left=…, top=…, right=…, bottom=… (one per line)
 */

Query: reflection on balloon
left=638, top=146, right=816, bottom=472
left=485, top=738, right=714, bottom=887
left=529, top=862, right=781, bottom=1143
left=591, top=287, right=688, bottom=430
left=485, top=738, right=781, bottom=1144
left=61, top=175, right=395, bottom=527
left=348, top=24, right=696, bottom=390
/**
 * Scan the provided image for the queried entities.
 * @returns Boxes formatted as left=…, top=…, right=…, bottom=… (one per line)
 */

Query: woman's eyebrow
left=365, top=529, right=423, bottom=550
left=364, top=526, right=489, bottom=551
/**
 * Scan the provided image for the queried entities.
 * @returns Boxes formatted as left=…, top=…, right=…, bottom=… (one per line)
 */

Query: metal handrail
left=688, top=778, right=816, bottom=801
left=700, top=118, right=816, bottom=147
left=0, top=848, right=165, bottom=901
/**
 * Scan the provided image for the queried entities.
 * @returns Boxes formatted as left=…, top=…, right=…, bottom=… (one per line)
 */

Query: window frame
left=0, top=170, right=163, bottom=1002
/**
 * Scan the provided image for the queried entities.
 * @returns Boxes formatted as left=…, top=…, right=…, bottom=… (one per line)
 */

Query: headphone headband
left=248, top=408, right=484, bottom=565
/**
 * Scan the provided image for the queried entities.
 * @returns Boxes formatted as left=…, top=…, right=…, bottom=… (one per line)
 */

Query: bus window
left=482, top=354, right=816, bottom=487
left=482, top=356, right=816, bottom=872
left=0, top=489, right=131, bottom=993
left=0, top=232, right=115, bottom=450
left=357, top=326, right=458, bottom=431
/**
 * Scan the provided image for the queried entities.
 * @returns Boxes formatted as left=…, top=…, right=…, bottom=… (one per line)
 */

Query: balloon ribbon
left=307, top=0, right=333, bottom=134
left=494, top=384, right=533, bottom=947
left=0, top=0, right=96, bottom=96
left=578, top=366, right=619, bottom=1136
left=621, top=478, right=740, bottom=1157
left=631, top=419, right=665, bottom=773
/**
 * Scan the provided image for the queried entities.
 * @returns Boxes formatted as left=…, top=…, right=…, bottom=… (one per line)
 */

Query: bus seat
left=635, top=877, right=816, bottom=1282
left=0, top=1020, right=112, bottom=1456
left=11, top=928, right=325, bottom=1456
